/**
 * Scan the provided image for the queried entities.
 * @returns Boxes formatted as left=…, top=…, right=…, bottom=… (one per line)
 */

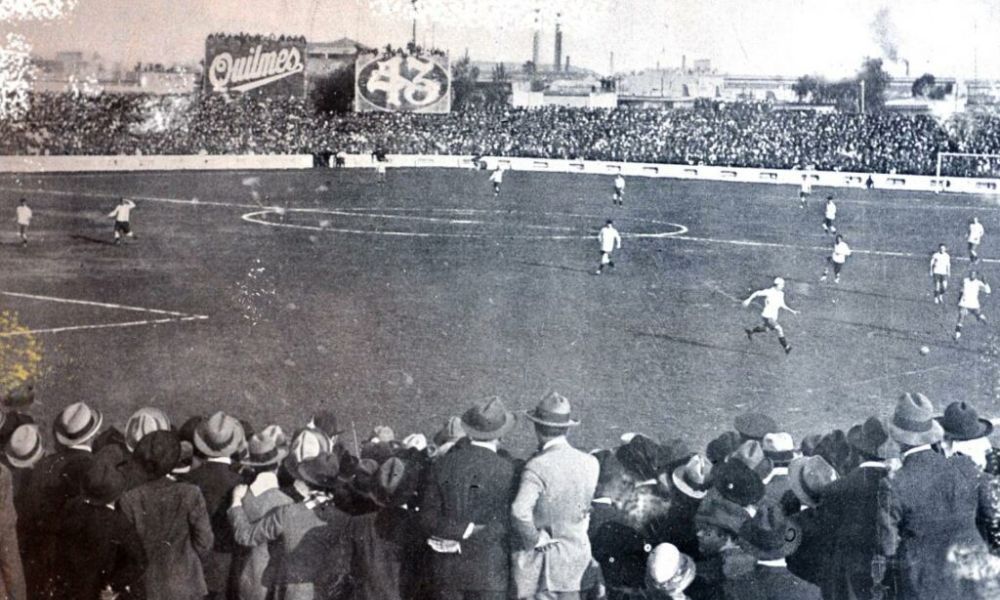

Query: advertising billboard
left=355, top=52, right=451, bottom=113
left=205, top=35, right=306, bottom=97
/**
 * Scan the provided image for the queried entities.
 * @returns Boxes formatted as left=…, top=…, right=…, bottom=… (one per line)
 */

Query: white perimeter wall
left=0, top=154, right=314, bottom=173
left=341, top=153, right=1000, bottom=195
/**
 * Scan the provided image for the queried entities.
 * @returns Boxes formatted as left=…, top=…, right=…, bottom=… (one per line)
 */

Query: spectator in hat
left=431, top=415, right=466, bottom=459
left=4, top=423, right=43, bottom=505
left=21, top=401, right=103, bottom=598
left=590, top=519, right=652, bottom=597
left=420, top=396, right=519, bottom=600
left=610, top=434, right=685, bottom=531
left=57, top=460, right=146, bottom=600
left=0, top=461, right=24, bottom=600
left=784, top=456, right=838, bottom=588
left=645, top=543, right=696, bottom=600
left=231, top=432, right=294, bottom=600
left=186, top=411, right=246, bottom=600
left=821, top=417, right=896, bottom=600
left=727, top=506, right=821, bottom=599
left=705, top=432, right=741, bottom=466
left=343, top=457, right=382, bottom=515
left=646, top=454, right=711, bottom=561
left=310, top=409, right=345, bottom=449
left=282, top=427, right=333, bottom=501
left=731, top=441, right=771, bottom=482
left=814, top=430, right=854, bottom=476
left=342, top=455, right=429, bottom=600
left=119, top=430, right=214, bottom=600
left=757, top=433, right=797, bottom=513
left=229, top=452, right=352, bottom=600
left=877, top=392, right=993, bottom=600
left=938, top=401, right=994, bottom=469
left=511, top=391, right=600, bottom=600
left=120, top=406, right=171, bottom=491
left=691, top=493, right=754, bottom=600
left=0, top=409, right=34, bottom=454
left=733, top=413, right=778, bottom=443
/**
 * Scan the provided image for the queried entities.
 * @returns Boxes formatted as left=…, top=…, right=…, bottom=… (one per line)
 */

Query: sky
left=4, top=0, right=1000, bottom=79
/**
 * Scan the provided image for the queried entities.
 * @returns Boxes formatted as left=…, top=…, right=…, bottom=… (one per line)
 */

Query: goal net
left=937, top=152, right=1000, bottom=179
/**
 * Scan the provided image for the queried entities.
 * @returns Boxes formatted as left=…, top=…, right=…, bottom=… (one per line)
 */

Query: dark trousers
left=438, top=591, right=507, bottom=600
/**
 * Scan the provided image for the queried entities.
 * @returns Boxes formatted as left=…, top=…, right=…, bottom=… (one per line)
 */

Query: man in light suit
left=511, top=392, right=600, bottom=600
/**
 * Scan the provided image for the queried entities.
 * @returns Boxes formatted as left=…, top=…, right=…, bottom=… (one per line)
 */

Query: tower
left=554, top=14, right=563, bottom=73
left=531, top=9, right=540, bottom=68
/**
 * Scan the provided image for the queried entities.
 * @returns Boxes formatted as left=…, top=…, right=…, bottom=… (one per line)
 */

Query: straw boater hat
left=788, top=455, right=838, bottom=508
left=5, top=424, right=44, bottom=469
left=54, top=402, right=104, bottom=447
left=461, top=397, right=516, bottom=440
left=525, top=391, right=580, bottom=428
left=888, top=393, right=944, bottom=447
left=193, top=411, right=246, bottom=458
left=124, top=407, right=171, bottom=452
left=761, top=432, right=796, bottom=466
left=937, top=401, right=994, bottom=441
left=646, top=543, right=697, bottom=596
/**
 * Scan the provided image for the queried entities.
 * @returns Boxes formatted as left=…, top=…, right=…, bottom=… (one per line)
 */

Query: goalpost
left=936, top=152, right=1000, bottom=179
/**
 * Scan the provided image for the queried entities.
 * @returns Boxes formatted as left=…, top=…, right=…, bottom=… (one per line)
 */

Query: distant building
left=305, top=37, right=371, bottom=87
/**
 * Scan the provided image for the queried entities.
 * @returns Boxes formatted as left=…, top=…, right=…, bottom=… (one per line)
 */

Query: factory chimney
left=532, top=10, right=540, bottom=68
left=554, top=14, right=563, bottom=73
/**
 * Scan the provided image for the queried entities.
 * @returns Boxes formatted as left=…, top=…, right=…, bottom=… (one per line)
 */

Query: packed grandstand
left=5, top=92, right=1000, bottom=177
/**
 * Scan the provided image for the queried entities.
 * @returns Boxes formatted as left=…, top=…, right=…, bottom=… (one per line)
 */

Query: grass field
left=2, top=166, right=1000, bottom=456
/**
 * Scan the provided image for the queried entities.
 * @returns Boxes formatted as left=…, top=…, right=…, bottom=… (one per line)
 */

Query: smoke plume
left=871, top=6, right=899, bottom=62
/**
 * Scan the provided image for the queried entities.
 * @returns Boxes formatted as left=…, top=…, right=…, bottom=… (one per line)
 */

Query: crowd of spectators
left=4, top=93, right=1000, bottom=177
left=1, top=389, right=1000, bottom=599
left=206, top=32, right=307, bottom=45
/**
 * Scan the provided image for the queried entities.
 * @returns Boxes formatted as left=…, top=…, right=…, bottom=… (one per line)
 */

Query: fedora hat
left=937, top=401, right=993, bottom=441
left=713, top=459, right=765, bottom=507
left=193, top=412, right=246, bottom=458
left=295, top=453, right=341, bottom=490
left=847, top=417, right=894, bottom=460
left=739, top=505, right=802, bottom=560
left=732, top=440, right=772, bottom=480
left=401, top=433, right=427, bottom=451
left=310, top=410, right=345, bottom=438
left=432, top=416, right=466, bottom=447
left=378, top=455, right=425, bottom=506
left=134, top=430, right=181, bottom=478
left=706, top=431, right=741, bottom=465
left=241, top=433, right=289, bottom=468
left=82, top=460, right=126, bottom=505
left=259, top=424, right=289, bottom=448
left=761, top=432, right=796, bottom=465
left=526, top=391, right=580, bottom=428
left=5, top=424, right=43, bottom=468
left=284, top=427, right=332, bottom=472
left=124, top=407, right=171, bottom=452
left=461, top=397, right=516, bottom=440
left=694, top=493, right=751, bottom=535
left=788, top=455, right=838, bottom=508
left=54, top=402, right=104, bottom=447
left=672, top=454, right=712, bottom=499
left=889, top=392, right=944, bottom=446
left=734, top=412, right=778, bottom=441
left=646, top=543, right=696, bottom=594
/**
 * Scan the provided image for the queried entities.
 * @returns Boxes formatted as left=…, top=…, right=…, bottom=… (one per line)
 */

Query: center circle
left=241, top=207, right=689, bottom=240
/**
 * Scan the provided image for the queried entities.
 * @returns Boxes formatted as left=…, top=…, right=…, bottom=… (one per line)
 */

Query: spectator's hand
left=231, top=484, right=249, bottom=507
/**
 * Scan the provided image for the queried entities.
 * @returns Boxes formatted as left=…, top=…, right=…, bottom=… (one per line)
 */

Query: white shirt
left=15, top=205, right=31, bottom=226
left=614, top=176, right=625, bottom=190
left=930, top=251, right=951, bottom=276
left=800, top=180, right=812, bottom=193
left=824, top=202, right=836, bottom=220
left=902, top=444, right=933, bottom=459
left=108, top=200, right=136, bottom=222
left=831, top=240, right=852, bottom=264
left=756, top=287, right=789, bottom=320
left=489, top=170, right=503, bottom=183
left=960, top=277, right=991, bottom=310
left=969, top=222, right=984, bottom=244
left=598, top=225, right=622, bottom=253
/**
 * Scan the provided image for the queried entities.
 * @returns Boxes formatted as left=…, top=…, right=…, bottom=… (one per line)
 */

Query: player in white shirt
left=613, top=174, right=626, bottom=206
left=820, top=235, right=852, bottom=283
left=596, top=219, right=621, bottom=274
left=799, top=175, right=812, bottom=207
left=15, top=198, right=31, bottom=246
left=968, top=217, right=985, bottom=263
left=489, top=166, right=504, bottom=197
left=372, top=148, right=387, bottom=182
left=954, top=270, right=991, bottom=340
left=822, top=196, right=837, bottom=234
left=743, top=277, right=799, bottom=354
left=929, top=244, right=951, bottom=304
left=108, top=197, right=137, bottom=245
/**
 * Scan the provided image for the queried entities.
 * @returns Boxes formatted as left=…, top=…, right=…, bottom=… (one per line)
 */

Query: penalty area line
left=1, top=291, right=188, bottom=317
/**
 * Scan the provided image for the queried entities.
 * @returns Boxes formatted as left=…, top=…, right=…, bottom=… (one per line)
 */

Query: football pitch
left=1, top=166, right=999, bottom=455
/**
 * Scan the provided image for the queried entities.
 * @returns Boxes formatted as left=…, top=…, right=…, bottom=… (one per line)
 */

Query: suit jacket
left=120, top=476, right=215, bottom=600
left=786, top=506, right=835, bottom=588
left=186, top=459, right=243, bottom=595
left=0, top=465, right=25, bottom=600
left=419, top=439, right=518, bottom=593
left=511, top=437, right=600, bottom=598
left=724, top=564, right=821, bottom=600
left=344, top=505, right=425, bottom=600
left=233, top=485, right=294, bottom=600
left=821, top=464, right=891, bottom=600
left=57, top=497, right=147, bottom=600
left=878, top=449, right=991, bottom=600
left=20, top=447, right=93, bottom=598
left=229, top=498, right=352, bottom=600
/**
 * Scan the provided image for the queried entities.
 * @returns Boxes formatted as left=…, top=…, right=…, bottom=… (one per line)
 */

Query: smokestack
left=565, top=55, right=570, bottom=71
left=532, top=9, right=540, bottom=68
left=903, top=58, right=910, bottom=77
left=554, top=13, right=562, bottom=73
left=682, top=54, right=686, bottom=72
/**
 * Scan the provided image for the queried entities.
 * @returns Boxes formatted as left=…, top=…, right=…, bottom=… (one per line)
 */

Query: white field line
left=0, top=186, right=260, bottom=209
left=0, top=315, right=209, bottom=337
left=808, top=361, right=964, bottom=393
left=0, top=291, right=188, bottom=316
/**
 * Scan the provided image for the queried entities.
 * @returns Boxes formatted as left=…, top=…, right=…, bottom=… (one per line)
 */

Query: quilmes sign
left=355, top=52, right=451, bottom=113
left=205, top=35, right=306, bottom=96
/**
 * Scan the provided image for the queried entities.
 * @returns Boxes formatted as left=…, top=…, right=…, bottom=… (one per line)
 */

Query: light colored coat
left=235, top=486, right=294, bottom=600
left=511, top=437, right=599, bottom=598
